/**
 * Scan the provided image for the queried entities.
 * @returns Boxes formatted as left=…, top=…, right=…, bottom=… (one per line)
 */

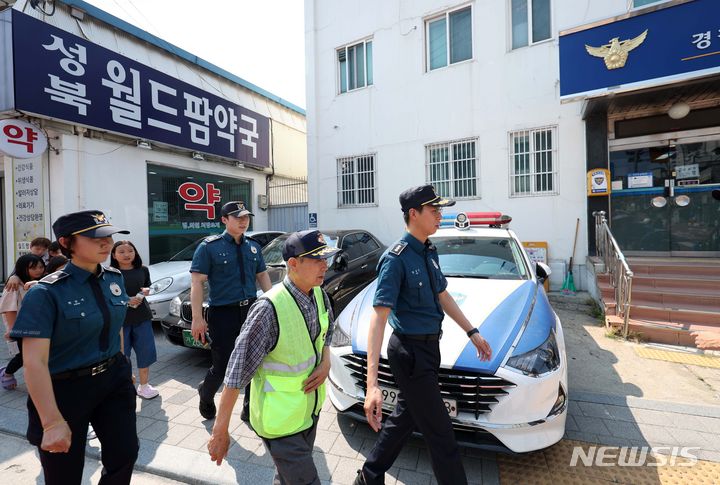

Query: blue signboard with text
left=6, top=10, right=270, bottom=167
left=559, top=0, right=720, bottom=98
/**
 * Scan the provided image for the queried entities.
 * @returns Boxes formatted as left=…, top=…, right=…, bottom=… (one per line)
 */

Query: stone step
left=605, top=315, right=720, bottom=347
left=630, top=305, right=720, bottom=325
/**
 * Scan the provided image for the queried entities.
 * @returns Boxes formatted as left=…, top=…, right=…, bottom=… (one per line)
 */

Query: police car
left=327, top=212, right=567, bottom=453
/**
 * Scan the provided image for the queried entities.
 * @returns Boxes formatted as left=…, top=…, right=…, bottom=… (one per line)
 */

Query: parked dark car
left=161, top=229, right=386, bottom=348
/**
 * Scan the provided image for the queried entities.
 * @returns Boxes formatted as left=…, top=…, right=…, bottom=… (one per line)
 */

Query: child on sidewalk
left=111, top=240, right=159, bottom=399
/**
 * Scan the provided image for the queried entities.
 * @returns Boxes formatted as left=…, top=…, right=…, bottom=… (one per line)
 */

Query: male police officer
left=207, top=230, right=338, bottom=485
left=190, top=201, right=272, bottom=420
left=355, top=185, right=492, bottom=485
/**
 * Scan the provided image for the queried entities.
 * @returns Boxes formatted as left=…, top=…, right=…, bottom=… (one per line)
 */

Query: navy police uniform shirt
left=190, top=231, right=267, bottom=305
left=373, top=232, right=447, bottom=334
left=10, top=262, right=128, bottom=374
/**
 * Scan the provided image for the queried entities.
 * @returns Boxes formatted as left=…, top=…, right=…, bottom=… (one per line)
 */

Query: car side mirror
left=334, top=252, right=348, bottom=272
left=535, top=262, right=551, bottom=284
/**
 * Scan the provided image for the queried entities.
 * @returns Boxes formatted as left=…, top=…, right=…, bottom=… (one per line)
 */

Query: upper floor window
left=337, top=39, right=373, bottom=94
left=509, top=126, right=558, bottom=197
left=426, top=6, right=473, bottom=71
left=511, top=0, right=551, bottom=49
left=337, top=154, right=376, bottom=207
left=426, top=138, right=479, bottom=199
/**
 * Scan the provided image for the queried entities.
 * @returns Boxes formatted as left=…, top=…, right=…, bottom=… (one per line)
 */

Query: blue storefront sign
left=559, top=0, right=720, bottom=98
left=2, top=10, right=270, bottom=167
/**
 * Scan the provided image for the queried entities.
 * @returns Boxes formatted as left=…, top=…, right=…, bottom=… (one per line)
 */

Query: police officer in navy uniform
left=11, top=210, right=138, bottom=485
left=355, top=185, right=492, bottom=485
left=190, top=201, right=272, bottom=420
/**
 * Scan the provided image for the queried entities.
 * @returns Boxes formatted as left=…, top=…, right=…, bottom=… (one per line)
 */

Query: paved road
left=0, top=293, right=717, bottom=484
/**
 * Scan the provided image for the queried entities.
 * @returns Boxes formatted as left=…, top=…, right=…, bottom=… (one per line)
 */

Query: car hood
left=148, top=261, right=191, bottom=280
left=347, top=277, right=552, bottom=374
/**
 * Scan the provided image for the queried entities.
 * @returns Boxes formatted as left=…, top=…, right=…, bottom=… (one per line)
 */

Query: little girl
left=0, top=254, right=46, bottom=390
left=110, top=240, right=159, bottom=399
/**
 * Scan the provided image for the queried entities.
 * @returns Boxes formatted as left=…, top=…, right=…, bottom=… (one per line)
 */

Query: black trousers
left=26, top=355, right=138, bottom=485
left=361, top=333, right=467, bottom=485
left=200, top=303, right=252, bottom=414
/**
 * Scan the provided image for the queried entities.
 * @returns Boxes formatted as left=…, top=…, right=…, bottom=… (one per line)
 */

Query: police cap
left=52, top=210, right=129, bottom=239
left=399, top=184, right=456, bottom=212
left=282, top=230, right=341, bottom=261
left=221, top=201, right=253, bottom=218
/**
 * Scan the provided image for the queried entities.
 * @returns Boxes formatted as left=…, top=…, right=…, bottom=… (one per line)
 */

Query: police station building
left=305, top=0, right=720, bottom=290
left=0, top=0, right=306, bottom=277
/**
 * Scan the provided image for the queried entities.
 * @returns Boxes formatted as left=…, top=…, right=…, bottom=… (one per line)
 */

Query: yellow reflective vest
left=250, top=283, right=329, bottom=439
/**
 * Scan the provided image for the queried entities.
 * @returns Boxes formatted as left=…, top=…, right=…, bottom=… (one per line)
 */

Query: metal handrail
left=593, top=211, right=634, bottom=337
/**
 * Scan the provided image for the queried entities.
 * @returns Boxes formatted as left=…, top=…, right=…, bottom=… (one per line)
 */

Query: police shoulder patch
left=204, top=234, right=222, bottom=243
left=103, top=265, right=121, bottom=274
left=389, top=241, right=407, bottom=256
left=244, top=235, right=259, bottom=245
left=39, top=271, right=69, bottom=285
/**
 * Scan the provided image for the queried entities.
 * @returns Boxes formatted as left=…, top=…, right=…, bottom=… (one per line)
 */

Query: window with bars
left=425, top=138, right=478, bottom=198
left=337, top=154, right=377, bottom=207
left=337, top=39, right=373, bottom=94
left=426, top=6, right=473, bottom=71
left=509, top=127, right=558, bottom=196
left=510, top=0, right=551, bottom=49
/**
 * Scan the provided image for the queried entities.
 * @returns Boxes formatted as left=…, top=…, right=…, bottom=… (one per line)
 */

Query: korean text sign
left=9, top=10, right=270, bottom=167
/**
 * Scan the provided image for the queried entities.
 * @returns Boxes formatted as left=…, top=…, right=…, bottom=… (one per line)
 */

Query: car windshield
left=432, top=236, right=529, bottom=280
left=262, top=233, right=339, bottom=266
left=168, top=238, right=203, bottom=262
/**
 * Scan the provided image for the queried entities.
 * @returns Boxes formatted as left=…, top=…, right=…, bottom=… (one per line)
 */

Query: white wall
left=305, top=0, right=638, bottom=288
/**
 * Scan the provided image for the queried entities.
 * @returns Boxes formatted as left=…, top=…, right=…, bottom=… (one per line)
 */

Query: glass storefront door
left=609, top=136, right=720, bottom=256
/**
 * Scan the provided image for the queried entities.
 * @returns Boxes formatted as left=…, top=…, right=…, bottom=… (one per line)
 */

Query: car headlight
left=330, top=323, right=351, bottom=347
left=169, top=296, right=182, bottom=317
left=506, top=330, right=560, bottom=377
left=149, top=277, right=173, bottom=295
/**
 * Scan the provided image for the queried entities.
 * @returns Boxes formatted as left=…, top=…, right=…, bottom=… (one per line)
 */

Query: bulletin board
left=522, top=241, right=550, bottom=292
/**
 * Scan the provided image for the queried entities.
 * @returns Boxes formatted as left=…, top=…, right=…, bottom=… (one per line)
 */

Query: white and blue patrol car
left=327, top=212, right=567, bottom=453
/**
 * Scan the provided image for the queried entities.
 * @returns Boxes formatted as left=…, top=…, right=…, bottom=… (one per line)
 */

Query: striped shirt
left=224, top=277, right=335, bottom=390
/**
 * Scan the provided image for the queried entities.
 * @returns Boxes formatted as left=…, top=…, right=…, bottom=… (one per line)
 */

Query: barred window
left=425, top=138, right=478, bottom=198
left=509, top=126, right=558, bottom=196
left=337, top=154, right=377, bottom=207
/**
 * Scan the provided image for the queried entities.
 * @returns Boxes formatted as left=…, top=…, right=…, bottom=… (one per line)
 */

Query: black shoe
left=353, top=470, right=366, bottom=485
left=198, top=383, right=216, bottom=420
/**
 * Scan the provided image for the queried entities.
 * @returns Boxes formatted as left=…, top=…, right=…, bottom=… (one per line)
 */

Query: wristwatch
left=466, top=328, right=479, bottom=338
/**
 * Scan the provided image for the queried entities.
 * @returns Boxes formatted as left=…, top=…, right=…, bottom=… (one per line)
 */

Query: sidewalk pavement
left=0, top=298, right=717, bottom=484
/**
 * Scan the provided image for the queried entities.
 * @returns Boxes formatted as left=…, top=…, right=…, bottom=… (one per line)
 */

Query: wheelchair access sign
left=309, top=213, right=317, bottom=228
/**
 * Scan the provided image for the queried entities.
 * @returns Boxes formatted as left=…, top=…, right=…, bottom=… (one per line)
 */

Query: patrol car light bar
left=440, top=212, right=512, bottom=229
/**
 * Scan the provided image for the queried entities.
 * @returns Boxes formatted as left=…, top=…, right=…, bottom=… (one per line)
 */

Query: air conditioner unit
left=257, top=194, right=268, bottom=210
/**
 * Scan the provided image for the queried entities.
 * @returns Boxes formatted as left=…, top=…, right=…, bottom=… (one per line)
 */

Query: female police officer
left=10, top=210, right=138, bottom=485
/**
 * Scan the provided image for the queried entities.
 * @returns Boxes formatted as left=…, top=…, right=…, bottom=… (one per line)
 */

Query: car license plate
left=379, top=386, right=458, bottom=418
left=182, top=329, right=210, bottom=349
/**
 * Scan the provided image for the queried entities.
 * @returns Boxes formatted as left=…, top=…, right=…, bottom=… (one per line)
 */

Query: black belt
left=395, top=331, right=443, bottom=342
left=51, top=353, right=120, bottom=380
left=214, top=298, right=256, bottom=308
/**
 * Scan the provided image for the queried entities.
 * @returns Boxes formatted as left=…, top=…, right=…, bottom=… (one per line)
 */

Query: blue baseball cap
left=282, top=230, right=341, bottom=261
left=399, top=184, right=455, bottom=212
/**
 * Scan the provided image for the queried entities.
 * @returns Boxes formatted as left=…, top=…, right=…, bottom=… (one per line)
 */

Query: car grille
left=180, top=302, right=209, bottom=323
left=341, top=354, right=515, bottom=419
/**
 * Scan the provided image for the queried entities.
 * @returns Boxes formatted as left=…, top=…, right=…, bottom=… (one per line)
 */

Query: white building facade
left=0, top=0, right=307, bottom=276
left=305, top=0, right=720, bottom=290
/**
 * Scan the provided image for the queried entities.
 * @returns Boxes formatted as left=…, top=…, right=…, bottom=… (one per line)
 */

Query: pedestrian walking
left=191, top=201, right=272, bottom=420
left=0, top=254, right=46, bottom=390
left=10, top=210, right=138, bottom=485
left=111, top=240, right=159, bottom=399
left=355, top=185, right=492, bottom=485
left=207, top=229, right=338, bottom=484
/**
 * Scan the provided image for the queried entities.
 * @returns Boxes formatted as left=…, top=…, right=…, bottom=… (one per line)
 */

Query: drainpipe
left=75, top=126, right=86, bottom=210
